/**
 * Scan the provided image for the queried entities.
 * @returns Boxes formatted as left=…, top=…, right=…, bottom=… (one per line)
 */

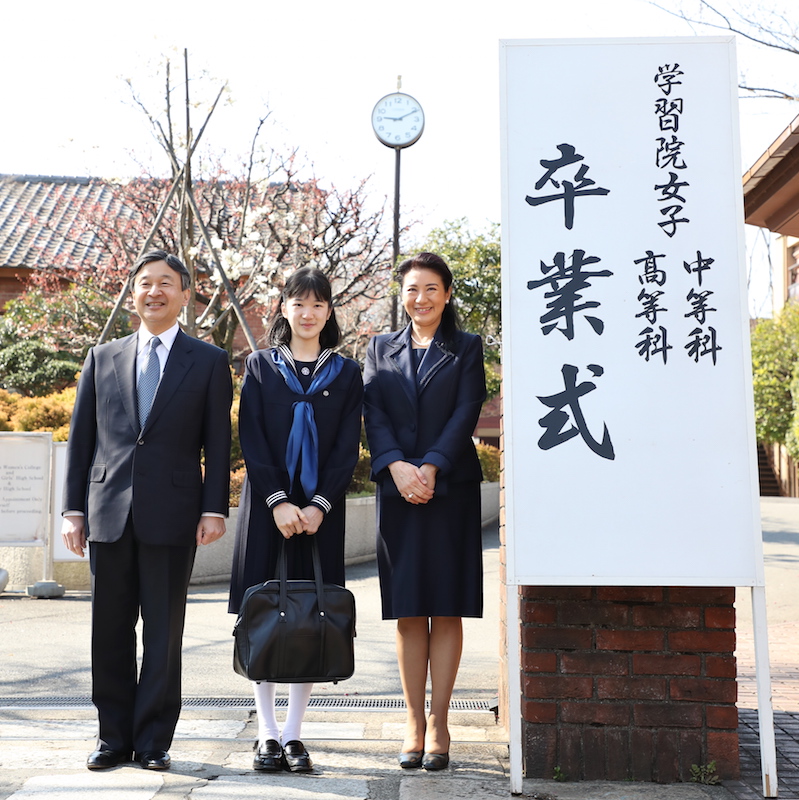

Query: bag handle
left=277, top=536, right=327, bottom=618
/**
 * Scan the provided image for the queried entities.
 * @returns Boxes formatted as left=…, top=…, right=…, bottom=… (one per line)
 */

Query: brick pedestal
left=519, top=586, right=739, bottom=782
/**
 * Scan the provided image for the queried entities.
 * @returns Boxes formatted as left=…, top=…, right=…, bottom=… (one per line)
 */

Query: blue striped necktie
left=137, top=336, right=162, bottom=428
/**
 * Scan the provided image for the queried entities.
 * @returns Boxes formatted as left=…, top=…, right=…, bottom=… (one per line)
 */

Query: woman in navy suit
left=229, top=268, right=363, bottom=774
left=363, top=252, right=487, bottom=771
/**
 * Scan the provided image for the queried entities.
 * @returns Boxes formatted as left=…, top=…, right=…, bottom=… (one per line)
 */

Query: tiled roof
left=0, top=174, right=121, bottom=270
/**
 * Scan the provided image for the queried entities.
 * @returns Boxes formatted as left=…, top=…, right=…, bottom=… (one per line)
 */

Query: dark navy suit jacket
left=363, top=325, right=486, bottom=487
left=63, top=329, right=233, bottom=546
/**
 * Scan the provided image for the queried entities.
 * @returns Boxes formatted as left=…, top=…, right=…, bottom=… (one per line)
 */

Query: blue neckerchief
left=270, top=347, right=343, bottom=498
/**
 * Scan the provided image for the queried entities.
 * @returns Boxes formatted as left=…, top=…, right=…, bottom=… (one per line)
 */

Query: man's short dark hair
left=129, top=250, right=191, bottom=291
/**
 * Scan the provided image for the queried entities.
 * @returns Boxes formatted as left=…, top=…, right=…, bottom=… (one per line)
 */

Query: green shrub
left=751, top=304, right=799, bottom=445
left=0, top=283, right=132, bottom=359
left=0, top=388, right=19, bottom=431
left=689, top=761, right=720, bottom=785
left=10, top=388, right=76, bottom=434
left=230, top=466, right=246, bottom=508
left=0, top=340, right=81, bottom=397
left=477, top=442, right=501, bottom=482
left=230, top=372, right=244, bottom=471
left=348, top=444, right=375, bottom=495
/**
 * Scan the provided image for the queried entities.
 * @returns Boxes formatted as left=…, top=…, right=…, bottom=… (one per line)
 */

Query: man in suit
left=61, top=250, right=232, bottom=772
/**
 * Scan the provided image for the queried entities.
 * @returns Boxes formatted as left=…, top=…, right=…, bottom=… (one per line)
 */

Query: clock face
left=371, top=93, right=425, bottom=148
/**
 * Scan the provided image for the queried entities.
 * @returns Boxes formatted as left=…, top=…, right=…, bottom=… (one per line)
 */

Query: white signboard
left=500, top=37, right=763, bottom=587
left=0, top=433, right=52, bottom=546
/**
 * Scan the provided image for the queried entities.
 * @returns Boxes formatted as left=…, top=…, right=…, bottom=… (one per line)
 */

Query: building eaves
left=742, top=114, right=799, bottom=236
left=0, top=174, right=120, bottom=271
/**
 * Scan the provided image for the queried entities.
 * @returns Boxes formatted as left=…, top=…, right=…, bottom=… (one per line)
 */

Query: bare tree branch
left=650, top=1, right=799, bottom=54
left=740, top=85, right=799, bottom=101
left=22, top=57, right=396, bottom=361
left=650, top=0, right=799, bottom=102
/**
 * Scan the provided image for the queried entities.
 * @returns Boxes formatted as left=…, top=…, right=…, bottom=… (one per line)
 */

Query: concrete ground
left=1, top=500, right=798, bottom=799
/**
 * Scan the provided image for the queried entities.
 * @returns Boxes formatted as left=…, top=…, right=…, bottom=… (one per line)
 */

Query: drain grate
left=0, top=696, right=494, bottom=712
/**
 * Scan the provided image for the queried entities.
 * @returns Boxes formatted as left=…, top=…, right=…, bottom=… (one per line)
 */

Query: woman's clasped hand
left=388, top=461, right=436, bottom=504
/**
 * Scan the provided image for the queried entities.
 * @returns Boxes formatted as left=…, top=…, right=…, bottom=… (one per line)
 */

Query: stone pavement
left=1, top=501, right=799, bottom=799
left=727, top=497, right=799, bottom=800
left=1, top=525, right=510, bottom=800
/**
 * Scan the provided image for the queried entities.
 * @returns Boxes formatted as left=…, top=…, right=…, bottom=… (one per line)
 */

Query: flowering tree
left=189, top=158, right=395, bottom=359
left=21, top=53, right=396, bottom=361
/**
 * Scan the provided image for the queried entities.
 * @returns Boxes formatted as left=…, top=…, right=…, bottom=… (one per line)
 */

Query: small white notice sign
left=0, top=433, right=52, bottom=546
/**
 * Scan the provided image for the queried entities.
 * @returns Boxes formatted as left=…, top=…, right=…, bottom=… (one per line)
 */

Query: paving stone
left=399, top=775, right=510, bottom=799
left=0, top=744, right=94, bottom=772
left=190, top=774, right=369, bottom=799
left=4, top=772, right=163, bottom=799
left=0, top=721, right=95, bottom=740
left=174, top=718, right=246, bottom=738
left=299, top=722, right=366, bottom=739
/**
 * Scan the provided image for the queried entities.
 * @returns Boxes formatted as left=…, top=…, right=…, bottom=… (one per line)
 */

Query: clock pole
left=370, top=77, right=425, bottom=331
left=391, top=145, right=401, bottom=330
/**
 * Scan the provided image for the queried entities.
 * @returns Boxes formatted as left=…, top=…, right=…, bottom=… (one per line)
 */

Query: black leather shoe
left=137, top=750, right=171, bottom=770
left=253, top=739, right=284, bottom=771
left=86, top=748, right=130, bottom=770
left=283, top=740, right=313, bottom=772
left=422, top=751, right=450, bottom=771
left=398, top=750, right=423, bottom=768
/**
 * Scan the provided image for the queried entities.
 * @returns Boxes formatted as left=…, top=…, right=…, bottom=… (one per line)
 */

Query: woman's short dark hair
left=396, top=252, right=461, bottom=343
left=129, top=249, right=191, bottom=291
left=267, top=267, right=341, bottom=349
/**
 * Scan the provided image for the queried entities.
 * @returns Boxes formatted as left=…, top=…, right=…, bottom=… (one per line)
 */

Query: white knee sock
left=281, top=682, right=314, bottom=744
left=252, top=681, right=279, bottom=744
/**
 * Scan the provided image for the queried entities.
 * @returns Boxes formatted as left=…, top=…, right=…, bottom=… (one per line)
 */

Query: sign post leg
left=508, top=583, right=523, bottom=794
left=751, top=585, right=777, bottom=797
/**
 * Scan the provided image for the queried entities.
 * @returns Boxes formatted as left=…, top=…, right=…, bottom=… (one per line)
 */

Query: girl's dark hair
left=266, top=267, right=341, bottom=349
left=396, top=252, right=461, bottom=344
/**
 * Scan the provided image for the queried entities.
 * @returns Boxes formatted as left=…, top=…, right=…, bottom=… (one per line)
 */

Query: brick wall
left=520, top=586, right=739, bottom=782
left=0, top=271, right=31, bottom=311
left=496, top=392, right=739, bottom=783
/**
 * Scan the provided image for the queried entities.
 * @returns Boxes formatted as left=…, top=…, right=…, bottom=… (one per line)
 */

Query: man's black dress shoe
left=253, top=739, right=284, bottom=771
left=283, top=740, right=313, bottom=772
left=137, top=750, right=171, bottom=770
left=398, top=750, right=423, bottom=768
left=86, top=748, right=130, bottom=770
left=422, top=751, right=450, bottom=771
